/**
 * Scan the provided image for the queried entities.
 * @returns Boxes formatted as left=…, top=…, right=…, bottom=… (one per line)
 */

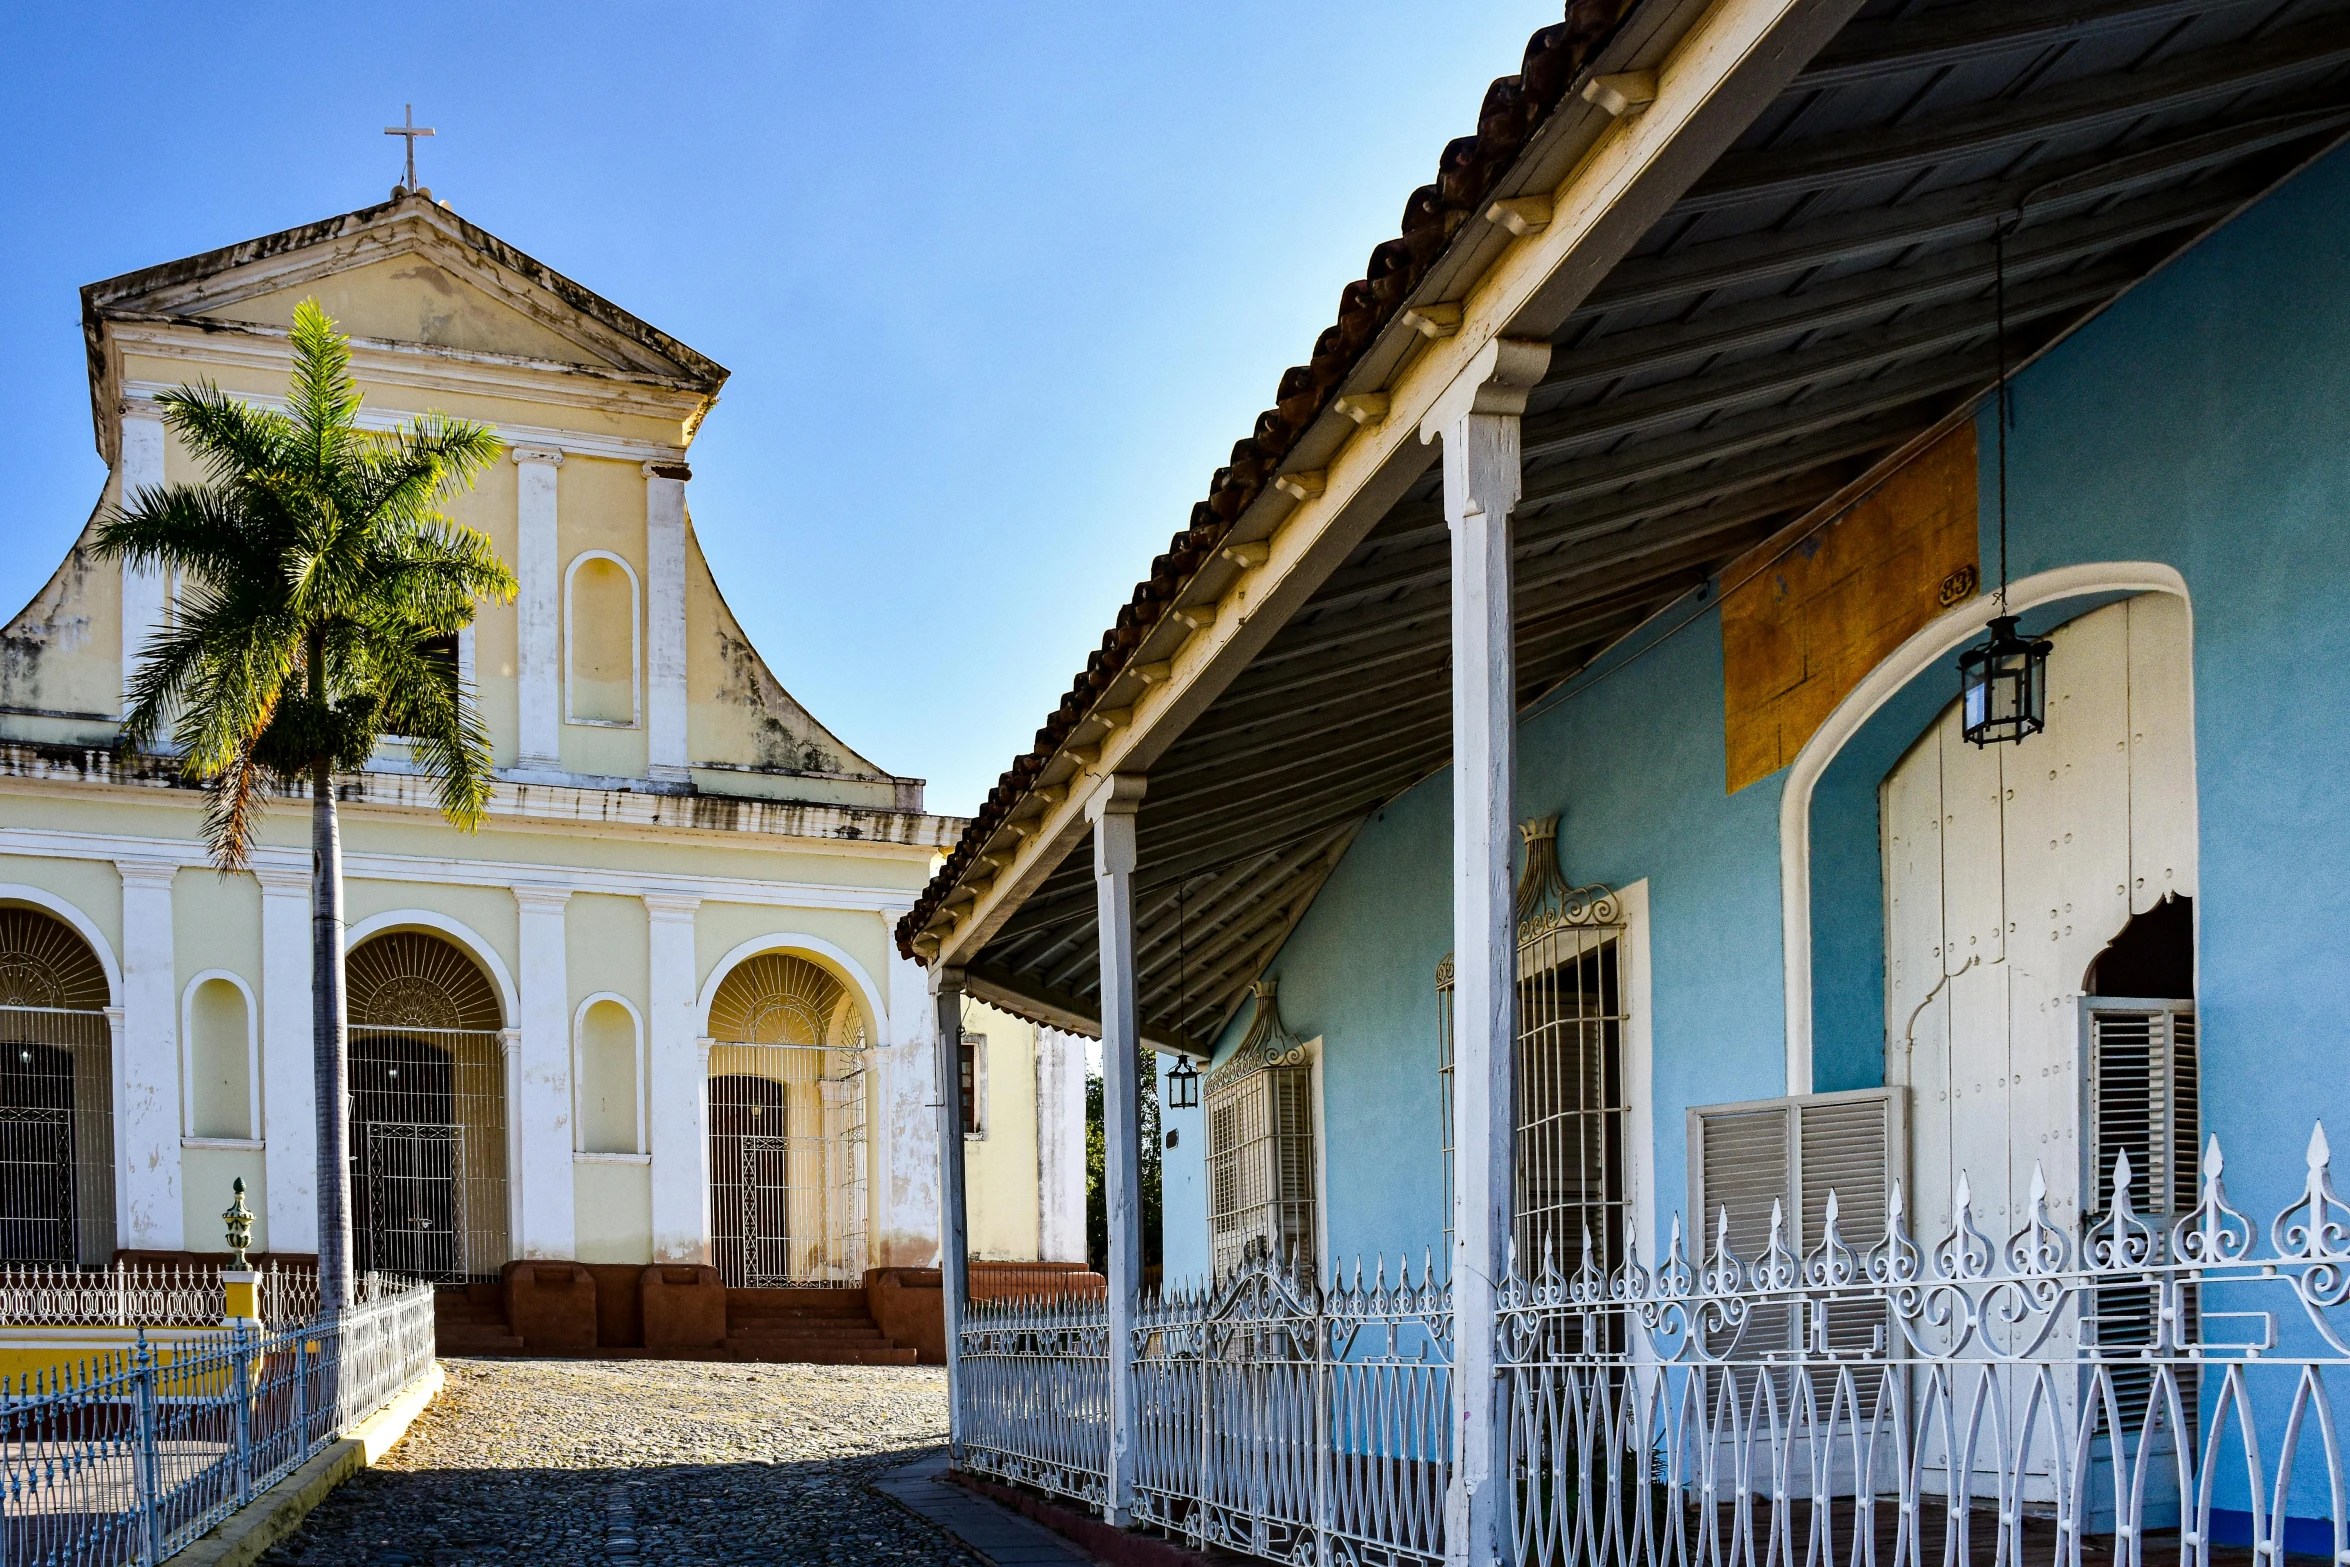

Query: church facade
left=0, top=188, right=1081, bottom=1290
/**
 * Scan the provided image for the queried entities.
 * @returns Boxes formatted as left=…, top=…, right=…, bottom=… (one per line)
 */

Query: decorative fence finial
left=222, top=1178, right=255, bottom=1268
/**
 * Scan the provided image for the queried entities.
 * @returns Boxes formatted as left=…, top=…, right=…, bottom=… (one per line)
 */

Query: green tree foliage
left=1086, top=1048, right=1163, bottom=1276
left=94, top=299, right=513, bottom=864
left=93, top=300, right=513, bottom=1303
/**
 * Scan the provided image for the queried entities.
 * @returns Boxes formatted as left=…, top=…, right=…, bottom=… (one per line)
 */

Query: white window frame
left=563, top=549, right=643, bottom=729
left=571, top=990, right=649, bottom=1159
left=963, top=1032, right=988, bottom=1141
left=179, top=968, right=262, bottom=1148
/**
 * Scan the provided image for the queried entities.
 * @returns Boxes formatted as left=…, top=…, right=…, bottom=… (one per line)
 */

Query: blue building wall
left=1170, top=143, right=2350, bottom=1289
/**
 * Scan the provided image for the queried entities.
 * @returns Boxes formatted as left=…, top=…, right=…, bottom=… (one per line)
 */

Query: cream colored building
left=0, top=189, right=1084, bottom=1284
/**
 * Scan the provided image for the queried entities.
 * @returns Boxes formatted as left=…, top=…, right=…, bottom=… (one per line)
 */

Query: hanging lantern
left=1165, top=1054, right=1201, bottom=1111
left=1958, top=614, right=2052, bottom=746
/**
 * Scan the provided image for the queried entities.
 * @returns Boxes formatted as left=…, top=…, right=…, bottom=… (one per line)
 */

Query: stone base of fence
left=166, top=1361, right=444, bottom=1567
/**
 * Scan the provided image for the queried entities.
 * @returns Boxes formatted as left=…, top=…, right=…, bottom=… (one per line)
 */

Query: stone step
left=724, top=1338, right=919, bottom=1366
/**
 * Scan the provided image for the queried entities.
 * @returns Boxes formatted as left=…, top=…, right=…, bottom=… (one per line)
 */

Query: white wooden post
left=1421, top=337, right=1550, bottom=1567
left=513, top=884, right=576, bottom=1258
left=512, top=447, right=565, bottom=774
left=930, top=963, right=970, bottom=1451
left=1087, top=773, right=1146, bottom=1524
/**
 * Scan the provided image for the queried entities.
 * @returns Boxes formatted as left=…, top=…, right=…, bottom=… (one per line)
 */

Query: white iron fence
left=0, top=1278, right=437, bottom=1565
left=0, top=1262, right=362, bottom=1329
left=959, top=1247, right=1453, bottom=1567
left=959, top=1122, right=2350, bottom=1567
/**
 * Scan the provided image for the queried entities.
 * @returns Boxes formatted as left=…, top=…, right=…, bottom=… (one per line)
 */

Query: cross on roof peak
left=384, top=104, right=436, bottom=198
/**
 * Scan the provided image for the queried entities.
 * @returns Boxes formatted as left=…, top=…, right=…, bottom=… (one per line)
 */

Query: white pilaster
left=117, top=411, right=168, bottom=720
left=513, top=884, right=575, bottom=1258
left=115, top=858, right=181, bottom=1252
left=644, top=891, right=705, bottom=1260
left=255, top=866, right=317, bottom=1256
left=880, top=939, right=939, bottom=1269
left=1421, top=336, right=1549, bottom=1567
left=930, top=963, right=969, bottom=1450
left=643, top=462, right=691, bottom=785
left=1036, top=1029, right=1088, bottom=1264
left=1086, top=774, right=1146, bottom=1524
left=513, top=448, right=565, bottom=773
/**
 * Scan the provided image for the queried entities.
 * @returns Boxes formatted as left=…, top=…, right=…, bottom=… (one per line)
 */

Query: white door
left=1881, top=593, right=2195, bottom=1501
left=1883, top=593, right=2195, bottom=1237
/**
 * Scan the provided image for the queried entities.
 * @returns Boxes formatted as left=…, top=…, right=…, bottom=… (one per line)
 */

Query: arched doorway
left=1884, top=593, right=2196, bottom=1234
left=346, top=932, right=510, bottom=1282
left=0, top=907, right=114, bottom=1265
left=706, top=953, right=868, bottom=1287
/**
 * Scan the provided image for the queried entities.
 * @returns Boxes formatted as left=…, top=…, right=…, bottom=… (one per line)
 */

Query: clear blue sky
left=0, top=3, right=1560, bottom=819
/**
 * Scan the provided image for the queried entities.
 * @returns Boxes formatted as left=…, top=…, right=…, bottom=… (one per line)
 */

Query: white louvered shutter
left=1690, top=1089, right=1902, bottom=1363
left=2084, top=999, right=2198, bottom=1423
left=2085, top=1001, right=2198, bottom=1220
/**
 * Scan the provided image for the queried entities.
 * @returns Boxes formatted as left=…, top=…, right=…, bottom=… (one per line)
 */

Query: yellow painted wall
left=181, top=1147, right=267, bottom=1255
left=200, top=254, right=592, bottom=365
left=343, top=880, right=519, bottom=1013
left=574, top=1160, right=652, bottom=1264
left=693, top=903, right=892, bottom=1029
left=963, top=1002, right=1042, bottom=1262
left=0, top=854, right=122, bottom=966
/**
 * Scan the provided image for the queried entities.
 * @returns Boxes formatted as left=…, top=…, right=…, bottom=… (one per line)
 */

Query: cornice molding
left=118, top=374, right=690, bottom=467
left=0, top=746, right=963, bottom=860
left=2, top=823, right=926, bottom=916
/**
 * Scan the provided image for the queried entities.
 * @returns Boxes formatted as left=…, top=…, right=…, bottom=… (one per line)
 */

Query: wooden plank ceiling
left=965, top=0, right=2350, bottom=1051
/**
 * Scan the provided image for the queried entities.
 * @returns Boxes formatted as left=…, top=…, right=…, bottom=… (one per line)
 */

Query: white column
left=1421, top=337, right=1549, bottom=1567
left=1086, top=774, right=1146, bottom=1524
left=115, top=858, right=182, bottom=1252
left=117, top=410, right=168, bottom=719
left=930, top=964, right=970, bottom=1451
left=513, top=884, right=576, bottom=1258
left=256, top=865, right=317, bottom=1256
left=643, top=462, right=691, bottom=786
left=644, top=892, right=705, bottom=1260
left=513, top=447, right=565, bottom=773
left=1036, top=1029, right=1088, bottom=1263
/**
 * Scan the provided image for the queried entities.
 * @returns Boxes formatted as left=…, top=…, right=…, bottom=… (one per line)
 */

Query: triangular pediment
left=83, top=193, right=724, bottom=390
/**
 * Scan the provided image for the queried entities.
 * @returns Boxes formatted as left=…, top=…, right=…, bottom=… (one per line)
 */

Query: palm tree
left=95, top=300, right=514, bottom=1308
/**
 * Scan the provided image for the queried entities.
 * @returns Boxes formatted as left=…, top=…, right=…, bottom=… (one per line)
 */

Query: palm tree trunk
left=311, top=740, right=354, bottom=1310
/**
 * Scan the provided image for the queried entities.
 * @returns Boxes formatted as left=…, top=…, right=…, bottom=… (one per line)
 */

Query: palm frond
left=364, top=625, right=497, bottom=832
left=155, top=385, right=295, bottom=485
left=286, top=301, right=362, bottom=474
left=94, top=484, right=264, bottom=582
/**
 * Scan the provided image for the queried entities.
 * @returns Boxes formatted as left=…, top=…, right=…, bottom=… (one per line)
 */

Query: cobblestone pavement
left=257, top=1358, right=983, bottom=1567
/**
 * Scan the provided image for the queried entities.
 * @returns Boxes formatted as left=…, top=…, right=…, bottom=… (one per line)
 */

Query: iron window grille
left=1439, top=817, right=1626, bottom=1283
left=1204, top=980, right=1316, bottom=1281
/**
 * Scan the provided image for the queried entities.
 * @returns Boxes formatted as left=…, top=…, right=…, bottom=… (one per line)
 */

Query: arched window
left=573, top=996, right=643, bottom=1156
left=706, top=953, right=868, bottom=1287
left=0, top=905, right=115, bottom=1264
left=346, top=931, right=509, bottom=1282
left=564, top=551, right=640, bottom=727
left=182, top=974, right=257, bottom=1141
